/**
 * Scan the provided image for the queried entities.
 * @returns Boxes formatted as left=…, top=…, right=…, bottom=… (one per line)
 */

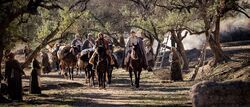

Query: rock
left=190, top=80, right=250, bottom=107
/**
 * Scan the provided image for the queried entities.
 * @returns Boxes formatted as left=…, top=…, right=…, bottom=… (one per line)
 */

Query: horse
left=46, top=44, right=60, bottom=71
left=127, top=44, right=143, bottom=88
left=113, top=49, right=125, bottom=67
left=106, top=54, right=119, bottom=85
left=96, top=45, right=109, bottom=89
left=78, top=49, right=95, bottom=86
left=58, top=46, right=78, bottom=80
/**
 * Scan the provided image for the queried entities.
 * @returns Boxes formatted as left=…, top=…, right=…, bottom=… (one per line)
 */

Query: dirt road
left=3, top=68, right=193, bottom=107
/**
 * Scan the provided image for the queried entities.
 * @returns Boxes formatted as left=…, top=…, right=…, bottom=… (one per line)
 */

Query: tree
left=155, top=0, right=250, bottom=65
left=22, top=0, right=90, bottom=68
left=0, top=0, right=90, bottom=76
left=127, top=0, right=199, bottom=71
left=0, top=0, right=64, bottom=79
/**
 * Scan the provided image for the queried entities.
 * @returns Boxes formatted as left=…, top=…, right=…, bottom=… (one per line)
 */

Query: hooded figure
left=30, top=58, right=41, bottom=94
left=4, top=53, right=25, bottom=101
left=40, top=51, right=51, bottom=74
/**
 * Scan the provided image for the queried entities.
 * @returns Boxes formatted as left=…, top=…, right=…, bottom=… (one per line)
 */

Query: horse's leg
left=107, top=66, right=112, bottom=84
left=103, top=70, right=106, bottom=89
left=86, top=67, right=91, bottom=85
left=56, top=61, right=60, bottom=71
left=84, top=67, right=88, bottom=84
left=104, top=62, right=108, bottom=88
left=68, top=66, right=71, bottom=80
left=97, top=65, right=101, bottom=88
left=71, top=66, right=74, bottom=80
left=133, top=70, right=138, bottom=88
left=136, top=70, right=141, bottom=88
left=65, top=67, right=69, bottom=79
left=87, top=69, right=91, bottom=86
left=91, top=68, right=95, bottom=86
left=89, top=65, right=95, bottom=87
left=129, top=67, right=133, bottom=86
left=79, top=67, right=81, bottom=75
left=106, top=66, right=110, bottom=85
left=76, top=65, right=79, bottom=75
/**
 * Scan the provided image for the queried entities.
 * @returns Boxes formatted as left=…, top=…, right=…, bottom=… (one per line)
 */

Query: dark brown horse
left=78, top=50, right=95, bottom=86
left=106, top=54, right=119, bottom=85
left=127, top=44, right=143, bottom=88
left=96, top=45, right=108, bottom=89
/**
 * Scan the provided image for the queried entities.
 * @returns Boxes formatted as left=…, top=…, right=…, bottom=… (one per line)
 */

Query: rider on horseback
left=89, top=32, right=115, bottom=66
left=124, top=30, right=148, bottom=70
left=82, top=33, right=95, bottom=50
left=71, top=33, right=83, bottom=53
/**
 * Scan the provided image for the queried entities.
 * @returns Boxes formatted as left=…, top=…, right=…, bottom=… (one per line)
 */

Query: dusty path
left=4, top=68, right=193, bottom=107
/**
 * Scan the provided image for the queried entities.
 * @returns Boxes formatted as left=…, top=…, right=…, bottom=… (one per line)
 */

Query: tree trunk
left=176, top=42, right=189, bottom=71
left=171, top=30, right=189, bottom=71
left=206, top=16, right=229, bottom=65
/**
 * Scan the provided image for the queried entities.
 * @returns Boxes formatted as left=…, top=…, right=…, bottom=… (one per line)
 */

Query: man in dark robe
left=40, top=51, right=51, bottom=74
left=23, top=46, right=31, bottom=60
left=144, top=40, right=154, bottom=71
left=169, top=48, right=183, bottom=81
left=4, top=52, right=25, bottom=101
left=30, top=58, right=41, bottom=94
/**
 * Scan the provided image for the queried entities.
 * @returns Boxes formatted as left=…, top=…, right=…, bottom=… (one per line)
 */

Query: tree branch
left=69, top=0, right=90, bottom=12
left=155, top=0, right=198, bottom=12
left=181, top=31, right=188, bottom=40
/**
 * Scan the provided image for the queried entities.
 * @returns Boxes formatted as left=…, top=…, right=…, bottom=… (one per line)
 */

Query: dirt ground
left=2, top=68, right=194, bottom=107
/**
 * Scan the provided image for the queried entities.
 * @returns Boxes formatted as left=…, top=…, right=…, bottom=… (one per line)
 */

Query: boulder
left=190, top=80, right=250, bottom=107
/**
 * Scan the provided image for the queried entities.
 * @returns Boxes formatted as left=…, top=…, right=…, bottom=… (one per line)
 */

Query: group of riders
left=51, top=31, right=150, bottom=72
left=45, top=31, right=151, bottom=88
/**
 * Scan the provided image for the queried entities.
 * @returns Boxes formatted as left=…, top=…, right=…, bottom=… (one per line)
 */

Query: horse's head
left=96, top=45, right=106, bottom=57
left=131, top=44, right=141, bottom=60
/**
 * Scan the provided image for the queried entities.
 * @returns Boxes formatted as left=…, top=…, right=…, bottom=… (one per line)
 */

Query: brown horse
left=106, top=54, right=119, bottom=85
left=78, top=50, right=95, bottom=86
left=59, top=46, right=78, bottom=80
left=127, top=44, right=143, bottom=88
left=96, top=45, right=109, bottom=89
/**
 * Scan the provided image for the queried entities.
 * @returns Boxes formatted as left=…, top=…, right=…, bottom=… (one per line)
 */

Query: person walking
left=4, top=52, right=25, bottom=101
left=30, top=58, right=42, bottom=94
